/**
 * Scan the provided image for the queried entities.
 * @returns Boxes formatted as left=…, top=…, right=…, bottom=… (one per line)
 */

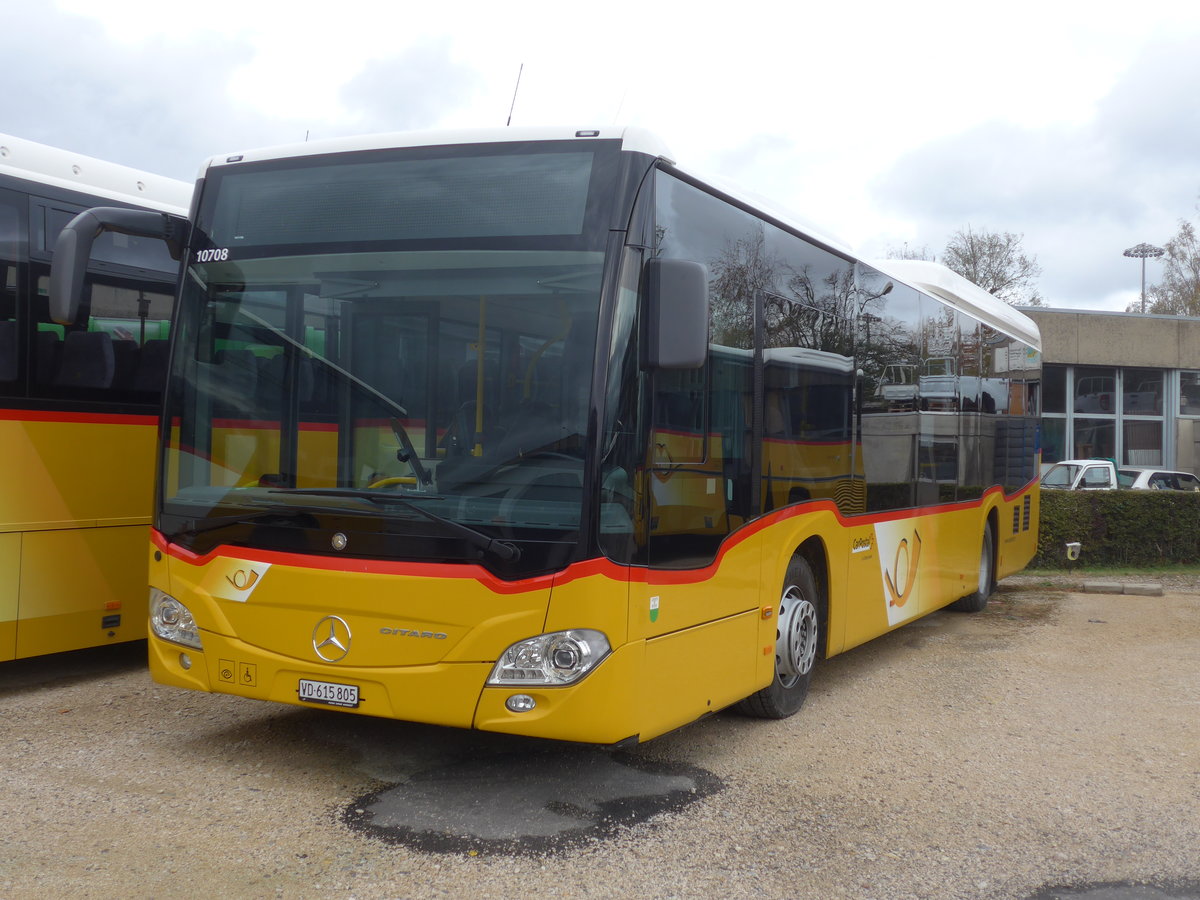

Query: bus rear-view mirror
left=50, top=207, right=187, bottom=325
left=641, top=258, right=709, bottom=370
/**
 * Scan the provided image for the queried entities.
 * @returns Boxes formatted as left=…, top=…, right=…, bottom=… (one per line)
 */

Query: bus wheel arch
left=949, top=509, right=997, bottom=613
left=736, top=539, right=827, bottom=719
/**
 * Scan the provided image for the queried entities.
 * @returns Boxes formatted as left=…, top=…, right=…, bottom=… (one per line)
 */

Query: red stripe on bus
left=152, top=479, right=1035, bottom=592
left=152, top=529, right=563, bottom=595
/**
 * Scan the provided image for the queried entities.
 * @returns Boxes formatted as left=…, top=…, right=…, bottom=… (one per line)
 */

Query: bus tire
left=737, top=555, right=822, bottom=719
left=950, top=523, right=994, bottom=613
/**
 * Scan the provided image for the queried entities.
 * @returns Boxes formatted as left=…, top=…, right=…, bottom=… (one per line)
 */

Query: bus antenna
left=506, top=63, right=524, bottom=126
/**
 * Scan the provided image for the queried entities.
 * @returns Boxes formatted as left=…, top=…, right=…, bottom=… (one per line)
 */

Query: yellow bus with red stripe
left=53, top=127, right=1041, bottom=742
left=1, top=133, right=189, bottom=661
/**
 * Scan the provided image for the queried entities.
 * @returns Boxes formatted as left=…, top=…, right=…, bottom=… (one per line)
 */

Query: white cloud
left=9, top=0, right=1200, bottom=310
left=868, top=21, right=1200, bottom=309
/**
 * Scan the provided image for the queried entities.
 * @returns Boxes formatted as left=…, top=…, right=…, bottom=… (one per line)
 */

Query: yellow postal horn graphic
left=884, top=531, right=922, bottom=609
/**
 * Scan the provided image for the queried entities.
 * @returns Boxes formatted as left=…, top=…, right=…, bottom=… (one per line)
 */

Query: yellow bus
left=1, top=133, right=191, bottom=661
left=51, top=128, right=1041, bottom=742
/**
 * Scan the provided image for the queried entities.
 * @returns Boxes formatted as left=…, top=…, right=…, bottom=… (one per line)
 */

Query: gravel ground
left=1, top=577, right=1198, bottom=900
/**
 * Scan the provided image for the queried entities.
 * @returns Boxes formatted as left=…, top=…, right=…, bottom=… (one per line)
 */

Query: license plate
left=298, top=678, right=360, bottom=708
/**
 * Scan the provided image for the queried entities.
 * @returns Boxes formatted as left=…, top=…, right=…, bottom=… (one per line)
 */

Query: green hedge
left=1033, top=489, right=1200, bottom=567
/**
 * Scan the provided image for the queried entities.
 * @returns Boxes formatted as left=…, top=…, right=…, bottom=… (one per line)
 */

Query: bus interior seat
left=0, top=320, right=15, bottom=382
left=111, top=339, right=140, bottom=390
left=54, top=331, right=115, bottom=389
left=34, top=330, right=62, bottom=386
left=523, top=354, right=562, bottom=407
left=132, top=339, right=169, bottom=393
left=446, top=360, right=501, bottom=455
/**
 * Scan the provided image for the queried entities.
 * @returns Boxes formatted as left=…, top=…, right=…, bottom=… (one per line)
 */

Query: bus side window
left=1, top=201, right=18, bottom=389
left=0, top=318, right=15, bottom=382
left=54, top=330, right=115, bottom=389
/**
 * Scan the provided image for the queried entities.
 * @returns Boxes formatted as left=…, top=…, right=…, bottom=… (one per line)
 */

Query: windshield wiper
left=167, top=505, right=336, bottom=537
left=272, top=488, right=521, bottom=562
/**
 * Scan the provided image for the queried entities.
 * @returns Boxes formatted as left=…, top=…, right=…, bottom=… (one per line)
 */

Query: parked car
left=1041, top=458, right=1119, bottom=491
left=1117, top=466, right=1200, bottom=491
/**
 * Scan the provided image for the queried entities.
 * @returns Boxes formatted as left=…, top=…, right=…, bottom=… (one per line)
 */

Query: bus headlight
left=150, top=589, right=203, bottom=650
left=487, top=629, right=610, bottom=686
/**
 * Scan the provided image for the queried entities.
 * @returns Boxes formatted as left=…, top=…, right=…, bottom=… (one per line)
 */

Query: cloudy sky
left=6, top=0, right=1200, bottom=311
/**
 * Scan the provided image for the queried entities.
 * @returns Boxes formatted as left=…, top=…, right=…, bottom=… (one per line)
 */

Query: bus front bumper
left=148, top=632, right=647, bottom=745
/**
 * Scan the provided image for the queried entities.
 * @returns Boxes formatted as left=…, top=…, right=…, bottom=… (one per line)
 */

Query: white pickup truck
left=1040, top=458, right=1119, bottom=491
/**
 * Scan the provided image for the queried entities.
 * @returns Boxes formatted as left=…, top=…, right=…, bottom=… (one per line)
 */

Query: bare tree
left=885, top=243, right=936, bottom=261
left=942, top=226, right=1045, bottom=306
left=706, top=228, right=859, bottom=356
left=1139, top=214, right=1200, bottom=315
left=708, top=226, right=771, bottom=348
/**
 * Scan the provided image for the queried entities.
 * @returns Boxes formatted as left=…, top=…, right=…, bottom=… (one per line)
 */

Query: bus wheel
left=737, top=556, right=821, bottom=719
left=950, top=524, right=994, bottom=613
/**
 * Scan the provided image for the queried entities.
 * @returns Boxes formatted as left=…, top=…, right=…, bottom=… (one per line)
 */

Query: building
left=1022, top=307, right=1200, bottom=474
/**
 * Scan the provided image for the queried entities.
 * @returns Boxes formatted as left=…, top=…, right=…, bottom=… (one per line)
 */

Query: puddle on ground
left=343, top=747, right=722, bottom=856
left=1025, top=879, right=1200, bottom=900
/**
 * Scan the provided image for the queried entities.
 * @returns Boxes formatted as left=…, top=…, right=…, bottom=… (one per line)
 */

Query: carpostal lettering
left=852, top=537, right=873, bottom=554
left=380, top=627, right=448, bottom=639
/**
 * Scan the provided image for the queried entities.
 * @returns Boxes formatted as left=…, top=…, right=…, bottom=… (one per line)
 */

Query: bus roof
left=0, top=132, right=191, bottom=213
left=200, top=126, right=678, bottom=173
left=205, top=126, right=857, bottom=257
left=870, top=258, right=1042, bottom=352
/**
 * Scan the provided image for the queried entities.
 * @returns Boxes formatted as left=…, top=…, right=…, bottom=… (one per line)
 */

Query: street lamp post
left=1123, top=243, right=1165, bottom=313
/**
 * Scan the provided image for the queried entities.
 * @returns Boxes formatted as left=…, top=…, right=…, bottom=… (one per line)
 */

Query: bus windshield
left=159, top=144, right=619, bottom=572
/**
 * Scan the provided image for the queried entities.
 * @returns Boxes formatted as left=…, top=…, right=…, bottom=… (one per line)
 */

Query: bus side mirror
left=641, top=258, right=709, bottom=369
left=49, top=207, right=188, bottom=325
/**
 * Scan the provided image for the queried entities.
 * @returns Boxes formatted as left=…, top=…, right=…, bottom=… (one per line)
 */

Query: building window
left=1124, top=420, right=1162, bottom=466
left=1041, top=417, right=1067, bottom=465
left=1040, top=364, right=1167, bottom=469
left=1180, top=372, right=1200, bottom=416
left=1123, top=367, right=1163, bottom=416
left=1043, top=365, right=1066, bottom=414
left=1073, top=366, right=1116, bottom=414
left=1074, top=417, right=1116, bottom=459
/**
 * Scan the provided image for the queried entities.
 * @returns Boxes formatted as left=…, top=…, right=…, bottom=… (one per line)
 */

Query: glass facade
left=1041, top=364, right=1169, bottom=467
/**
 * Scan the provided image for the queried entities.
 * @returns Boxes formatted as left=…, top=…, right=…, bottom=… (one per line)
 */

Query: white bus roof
left=869, top=258, right=1042, bottom=352
left=201, top=126, right=677, bottom=172
left=0, top=132, right=191, bottom=213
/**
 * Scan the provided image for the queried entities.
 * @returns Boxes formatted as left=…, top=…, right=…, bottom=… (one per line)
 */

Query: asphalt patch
left=1026, top=881, right=1200, bottom=900
left=342, top=747, right=722, bottom=856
